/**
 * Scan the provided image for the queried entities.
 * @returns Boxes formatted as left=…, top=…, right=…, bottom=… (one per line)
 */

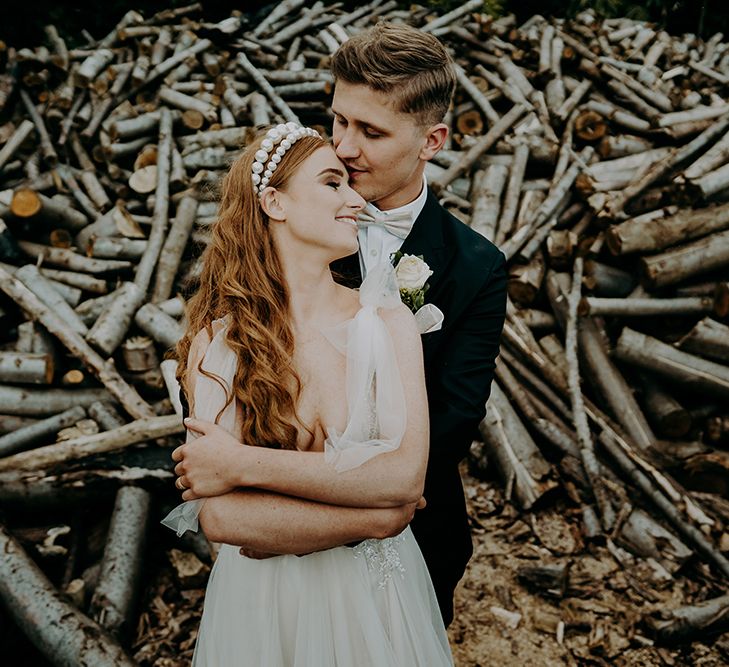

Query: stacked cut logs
left=0, top=1, right=728, bottom=663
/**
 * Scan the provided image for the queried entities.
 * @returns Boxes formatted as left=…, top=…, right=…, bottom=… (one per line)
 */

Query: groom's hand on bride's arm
left=172, top=418, right=249, bottom=499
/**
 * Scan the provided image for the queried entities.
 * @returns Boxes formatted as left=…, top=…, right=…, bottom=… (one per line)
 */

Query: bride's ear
left=260, top=187, right=286, bottom=221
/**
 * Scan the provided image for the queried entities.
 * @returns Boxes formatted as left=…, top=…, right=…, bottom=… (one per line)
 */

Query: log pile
left=0, top=1, right=727, bottom=664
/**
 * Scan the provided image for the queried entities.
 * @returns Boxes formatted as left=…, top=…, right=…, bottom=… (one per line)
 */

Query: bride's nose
left=347, top=189, right=366, bottom=212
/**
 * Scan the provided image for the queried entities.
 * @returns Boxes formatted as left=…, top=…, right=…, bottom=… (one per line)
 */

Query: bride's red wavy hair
left=176, top=131, right=326, bottom=449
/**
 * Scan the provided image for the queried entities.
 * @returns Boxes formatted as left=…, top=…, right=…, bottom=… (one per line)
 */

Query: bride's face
left=269, top=146, right=365, bottom=260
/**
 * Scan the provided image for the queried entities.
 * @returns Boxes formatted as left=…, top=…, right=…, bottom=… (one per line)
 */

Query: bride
left=162, top=122, right=453, bottom=666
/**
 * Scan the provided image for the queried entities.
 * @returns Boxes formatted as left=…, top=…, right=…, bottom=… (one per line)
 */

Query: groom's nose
left=334, top=128, right=360, bottom=160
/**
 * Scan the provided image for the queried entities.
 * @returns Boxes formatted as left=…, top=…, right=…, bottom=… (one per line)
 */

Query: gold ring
left=176, top=478, right=186, bottom=490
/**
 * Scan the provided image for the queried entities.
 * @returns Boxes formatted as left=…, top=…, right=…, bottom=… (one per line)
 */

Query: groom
left=328, top=23, right=507, bottom=625
left=176, top=23, right=507, bottom=626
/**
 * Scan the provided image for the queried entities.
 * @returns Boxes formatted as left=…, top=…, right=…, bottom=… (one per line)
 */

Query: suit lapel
left=398, top=189, right=453, bottom=304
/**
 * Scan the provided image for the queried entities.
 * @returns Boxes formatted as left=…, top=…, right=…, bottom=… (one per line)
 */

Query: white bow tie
left=357, top=203, right=414, bottom=240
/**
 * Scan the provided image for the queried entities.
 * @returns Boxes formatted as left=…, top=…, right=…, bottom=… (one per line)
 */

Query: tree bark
left=135, top=107, right=173, bottom=295
left=0, top=406, right=86, bottom=458
left=0, top=413, right=183, bottom=472
left=479, top=382, right=557, bottom=510
left=0, top=523, right=137, bottom=666
left=677, top=317, right=729, bottom=363
left=86, top=282, right=146, bottom=356
left=0, top=266, right=154, bottom=419
left=151, top=195, right=198, bottom=303
left=607, top=201, right=729, bottom=255
left=641, top=228, right=729, bottom=288
left=0, top=351, right=54, bottom=385
left=134, top=302, right=184, bottom=351
left=614, top=327, right=729, bottom=400
left=90, top=486, right=151, bottom=640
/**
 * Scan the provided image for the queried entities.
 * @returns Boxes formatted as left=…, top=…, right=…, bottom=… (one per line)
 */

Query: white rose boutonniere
left=392, top=252, right=433, bottom=313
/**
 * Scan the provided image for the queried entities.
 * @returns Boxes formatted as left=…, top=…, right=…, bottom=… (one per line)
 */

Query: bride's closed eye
left=326, top=180, right=341, bottom=190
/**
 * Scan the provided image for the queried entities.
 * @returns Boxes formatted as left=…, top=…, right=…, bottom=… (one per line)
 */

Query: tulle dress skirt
left=192, top=527, right=453, bottom=666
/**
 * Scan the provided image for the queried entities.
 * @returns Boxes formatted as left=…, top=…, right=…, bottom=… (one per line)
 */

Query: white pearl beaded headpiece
left=251, top=122, right=322, bottom=195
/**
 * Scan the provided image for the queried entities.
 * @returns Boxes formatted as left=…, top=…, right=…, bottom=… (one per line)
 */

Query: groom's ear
left=419, top=123, right=449, bottom=162
left=260, top=187, right=286, bottom=221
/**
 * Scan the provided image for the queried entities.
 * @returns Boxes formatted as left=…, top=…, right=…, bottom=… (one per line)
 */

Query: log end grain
left=128, top=165, right=158, bottom=194
left=182, top=109, right=205, bottom=131
left=10, top=188, right=42, bottom=218
left=575, top=110, right=607, bottom=142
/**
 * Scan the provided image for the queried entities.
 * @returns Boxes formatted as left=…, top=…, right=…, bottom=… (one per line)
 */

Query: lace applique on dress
left=353, top=534, right=407, bottom=589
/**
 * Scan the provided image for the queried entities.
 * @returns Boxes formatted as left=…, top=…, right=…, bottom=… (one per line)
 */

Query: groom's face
left=332, top=81, right=434, bottom=210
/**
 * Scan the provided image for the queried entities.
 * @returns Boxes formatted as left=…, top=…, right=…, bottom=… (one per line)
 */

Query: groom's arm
left=199, top=489, right=416, bottom=553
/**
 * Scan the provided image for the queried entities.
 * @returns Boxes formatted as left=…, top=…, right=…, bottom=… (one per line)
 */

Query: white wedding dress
left=162, top=263, right=453, bottom=666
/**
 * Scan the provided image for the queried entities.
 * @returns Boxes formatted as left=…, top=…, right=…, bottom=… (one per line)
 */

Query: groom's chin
left=349, top=178, right=376, bottom=203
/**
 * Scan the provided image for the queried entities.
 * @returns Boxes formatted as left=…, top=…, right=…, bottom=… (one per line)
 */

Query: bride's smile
left=262, top=145, right=365, bottom=263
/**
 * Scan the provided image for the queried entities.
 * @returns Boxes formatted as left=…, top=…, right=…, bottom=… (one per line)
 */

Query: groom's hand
left=172, top=418, right=244, bottom=500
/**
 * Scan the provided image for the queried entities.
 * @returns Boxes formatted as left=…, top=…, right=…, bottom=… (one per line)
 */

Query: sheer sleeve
left=321, top=262, right=409, bottom=472
left=161, top=316, right=238, bottom=536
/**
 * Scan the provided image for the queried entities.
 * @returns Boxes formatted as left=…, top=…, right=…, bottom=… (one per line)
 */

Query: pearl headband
left=251, top=122, right=322, bottom=194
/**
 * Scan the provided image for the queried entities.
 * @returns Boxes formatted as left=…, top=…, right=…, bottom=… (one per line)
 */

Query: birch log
left=135, top=107, right=173, bottom=295
left=151, top=195, right=198, bottom=302
left=469, top=165, right=508, bottom=242
left=0, top=266, right=154, bottom=419
left=641, top=228, right=729, bottom=288
left=0, top=524, right=136, bottom=666
left=0, top=413, right=184, bottom=472
left=677, top=317, right=729, bottom=363
left=479, top=382, right=557, bottom=510
left=0, top=405, right=86, bottom=458
left=0, top=352, right=53, bottom=385
left=15, top=264, right=89, bottom=335
left=607, top=201, right=729, bottom=255
left=614, top=327, right=729, bottom=400
left=86, top=282, right=146, bottom=356
left=90, top=486, right=151, bottom=640
left=0, top=386, right=110, bottom=417
left=134, top=303, right=184, bottom=350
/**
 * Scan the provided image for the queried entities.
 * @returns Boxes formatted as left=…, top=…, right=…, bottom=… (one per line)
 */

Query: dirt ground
left=448, top=474, right=729, bottom=667
left=129, top=469, right=729, bottom=666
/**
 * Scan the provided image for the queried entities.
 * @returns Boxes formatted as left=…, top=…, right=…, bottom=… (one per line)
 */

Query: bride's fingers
left=174, top=461, right=185, bottom=476
left=183, top=417, right=205, bottom=434
left=181, top=489, right=198, bottom=501
left=171, top=445, right=184, bottom=462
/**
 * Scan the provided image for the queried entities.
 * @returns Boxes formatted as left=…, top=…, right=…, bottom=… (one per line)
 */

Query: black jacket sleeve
left=426, top=250, right=507, bottom=466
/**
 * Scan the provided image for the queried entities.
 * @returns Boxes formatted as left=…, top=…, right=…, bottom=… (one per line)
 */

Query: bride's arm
left=180, top=304, right=430, bottom=509
left=198, top=489, right=420, bottom=553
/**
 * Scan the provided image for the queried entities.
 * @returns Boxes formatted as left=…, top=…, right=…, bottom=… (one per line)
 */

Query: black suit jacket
left=332, top=189, right=507, bottom=623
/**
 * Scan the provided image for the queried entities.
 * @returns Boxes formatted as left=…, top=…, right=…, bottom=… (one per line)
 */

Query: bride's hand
left=172, top=418, right=249, bottom=500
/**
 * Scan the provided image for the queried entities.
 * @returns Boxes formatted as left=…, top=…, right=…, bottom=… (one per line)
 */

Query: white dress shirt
left=357, top=174, right=429, bottom=278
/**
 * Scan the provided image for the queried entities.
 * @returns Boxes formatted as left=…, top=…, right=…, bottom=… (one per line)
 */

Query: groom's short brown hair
left=331, top=22, right=456, bottom=126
